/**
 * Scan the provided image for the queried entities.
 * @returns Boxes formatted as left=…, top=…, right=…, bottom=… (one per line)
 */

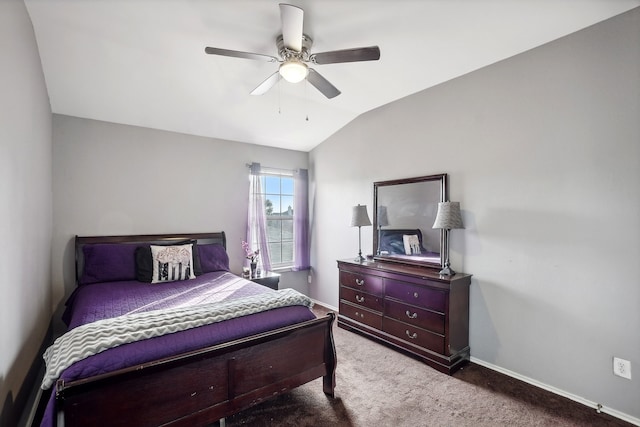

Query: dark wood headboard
left=74, top=232, right=226, bottom=284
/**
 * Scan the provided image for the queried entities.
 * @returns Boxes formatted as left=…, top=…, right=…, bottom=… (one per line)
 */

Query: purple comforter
left=41, top=271, right=315, bottom=426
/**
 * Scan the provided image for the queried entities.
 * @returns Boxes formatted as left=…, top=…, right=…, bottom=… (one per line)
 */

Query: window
left=247, top=164, right=309, bottom=272
left=259, top=172, right=295, bottom=268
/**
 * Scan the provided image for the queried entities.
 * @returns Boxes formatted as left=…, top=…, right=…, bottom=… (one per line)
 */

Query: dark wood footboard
left=56, top=312, right=336, bottom=427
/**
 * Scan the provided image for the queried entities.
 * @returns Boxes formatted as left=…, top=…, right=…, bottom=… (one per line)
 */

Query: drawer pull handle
left=356, top=295, right=365, bottom=303
left=405, top=310, right=417, bottom=319
left=355, top=279, right=365, bottom=286
left=413, top=292, right=419, bottom=298
left=354, top=311, right=364, bottom=319
left=405, top=330, right=418, bottom=339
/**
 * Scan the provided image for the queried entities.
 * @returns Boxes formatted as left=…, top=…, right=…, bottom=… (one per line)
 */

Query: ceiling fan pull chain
left=305, top=80, right=309, bottom=122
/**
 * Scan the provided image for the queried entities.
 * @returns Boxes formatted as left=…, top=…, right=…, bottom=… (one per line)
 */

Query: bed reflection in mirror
left=373, top=174, right=447, bottom=269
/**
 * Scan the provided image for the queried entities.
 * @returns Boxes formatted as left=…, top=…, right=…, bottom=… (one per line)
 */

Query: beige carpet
left=222, top=306, right=632, bottom=427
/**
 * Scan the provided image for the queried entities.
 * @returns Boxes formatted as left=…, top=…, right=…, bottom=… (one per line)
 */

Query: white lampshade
left=432, top=202, right=464, bottom=230
left=279, top=60, right=308, bottom=83
left=351, top=204, right=372, bottom=227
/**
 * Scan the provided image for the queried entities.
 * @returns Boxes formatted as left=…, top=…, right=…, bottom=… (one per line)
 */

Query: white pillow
left=150, top=244, right=196, bottom=284
left=402, top=234, right=422, bottom=255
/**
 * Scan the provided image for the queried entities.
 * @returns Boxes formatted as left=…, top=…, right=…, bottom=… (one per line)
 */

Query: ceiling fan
left=204, top=3, right=381, bottom=99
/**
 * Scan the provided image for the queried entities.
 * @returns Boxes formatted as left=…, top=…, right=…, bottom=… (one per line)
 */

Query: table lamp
left=432, top=202, right=464, bottom=275
left=351, top=204, right=372, bottom=262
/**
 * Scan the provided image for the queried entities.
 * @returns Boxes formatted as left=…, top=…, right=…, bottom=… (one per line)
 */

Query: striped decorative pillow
left=150, top=244, right=196, bottom=284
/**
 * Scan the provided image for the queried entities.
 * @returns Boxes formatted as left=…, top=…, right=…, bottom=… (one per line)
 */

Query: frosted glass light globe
left=279, top=60, right=308, bottom=83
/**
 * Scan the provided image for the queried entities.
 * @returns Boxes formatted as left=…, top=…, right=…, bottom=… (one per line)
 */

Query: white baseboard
left=470, top=357, right=640, bottom=426
left=18, top=364, right=46, bottom=427
left=311, top=298, right=338, bottom=312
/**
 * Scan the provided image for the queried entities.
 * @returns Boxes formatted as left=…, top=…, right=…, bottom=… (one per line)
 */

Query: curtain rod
left=246, top=163, right=300, bottom=174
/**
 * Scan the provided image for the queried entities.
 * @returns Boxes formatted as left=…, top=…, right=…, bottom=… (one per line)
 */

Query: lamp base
left=439, top=260, right=456, bottom=276
left=438, top=266, right=456, bottom=276
left=354, top=255, right=365, bottom=263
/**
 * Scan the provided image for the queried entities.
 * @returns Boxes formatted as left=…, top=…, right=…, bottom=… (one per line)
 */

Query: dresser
left=337, top=259, right=472, bottom=374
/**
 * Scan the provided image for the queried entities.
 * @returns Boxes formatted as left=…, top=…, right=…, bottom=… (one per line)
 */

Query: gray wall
left=309, top=8, right=639, bottom=422
left=0, top=0, right=53, bottom=424
left=52, top=115, right=309, bottom=307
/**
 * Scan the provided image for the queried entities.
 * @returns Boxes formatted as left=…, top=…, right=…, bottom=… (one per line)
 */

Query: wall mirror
left=373, top=174, right=447, bottom=269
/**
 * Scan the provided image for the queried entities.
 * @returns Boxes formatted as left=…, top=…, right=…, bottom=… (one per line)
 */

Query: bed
left=378, top=228, right=440, bottom=264
left=41, top=232, right=336, bottom=427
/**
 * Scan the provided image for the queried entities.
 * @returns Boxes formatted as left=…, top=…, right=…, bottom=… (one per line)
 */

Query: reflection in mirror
left=373, top=174, right=447, bottom=269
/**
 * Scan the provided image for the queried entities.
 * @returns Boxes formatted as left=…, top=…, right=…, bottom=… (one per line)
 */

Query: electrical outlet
left=307, top=275, right=312, bottom=284
left=613, top=357, right=632, bottom=380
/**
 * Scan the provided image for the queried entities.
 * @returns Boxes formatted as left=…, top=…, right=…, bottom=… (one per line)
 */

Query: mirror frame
left=373, top=173, right=448, bottom=269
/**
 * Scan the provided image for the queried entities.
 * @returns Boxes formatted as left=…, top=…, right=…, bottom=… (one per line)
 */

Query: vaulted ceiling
left=24, top=0, right=639, bottom=151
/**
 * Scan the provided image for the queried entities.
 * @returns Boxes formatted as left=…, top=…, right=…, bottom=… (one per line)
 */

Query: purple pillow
left=79, top=243, right=139, bottom=285
left=197, top=244, right=230, bottom=273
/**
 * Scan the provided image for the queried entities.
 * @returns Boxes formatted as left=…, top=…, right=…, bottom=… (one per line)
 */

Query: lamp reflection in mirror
left=351, top=204, right=372, bottom=262
left=432, top=202, right=464, bottom=275
left=376, top=206, right=389, bottom=255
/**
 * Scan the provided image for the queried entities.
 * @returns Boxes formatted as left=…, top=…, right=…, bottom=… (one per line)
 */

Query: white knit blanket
left=41, top=288, right=312, bottom=390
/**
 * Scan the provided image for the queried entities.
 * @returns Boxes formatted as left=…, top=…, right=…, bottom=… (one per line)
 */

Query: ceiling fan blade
left=205, top=46, right=278, bottom=62
left=311, top=46, right=380, bottom=65
left=279, top=4, right=304, bottom=52
left=250, top=71, right=281, bottom=96
left=307, top=68, right=340, bottom=99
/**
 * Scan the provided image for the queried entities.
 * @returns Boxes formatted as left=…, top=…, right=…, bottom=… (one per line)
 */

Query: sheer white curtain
left=247, top=163, right=271, bottom=271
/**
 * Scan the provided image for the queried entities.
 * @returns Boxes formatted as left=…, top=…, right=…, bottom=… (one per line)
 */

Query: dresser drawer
left=339, top=270, right=383, bottom=296
left=385, top=280, right=446, bottom=312
left=384, top=299, right=445, bottom=334
left=340, top=286, right=384, bottom=312
left=340, top=301, right=383, bottom=329
left=383, top=317, right=445, bottom=354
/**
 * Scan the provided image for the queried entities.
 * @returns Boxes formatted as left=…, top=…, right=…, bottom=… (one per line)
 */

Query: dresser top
left=337, top=258, right=472, bottom=284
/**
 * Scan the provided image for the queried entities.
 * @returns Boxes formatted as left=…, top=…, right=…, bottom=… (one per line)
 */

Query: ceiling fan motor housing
left=276, top=34, right=313, bottom=62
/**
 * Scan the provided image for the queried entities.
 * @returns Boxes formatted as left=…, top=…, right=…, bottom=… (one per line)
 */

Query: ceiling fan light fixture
left=279, top=60, right=308, bottom=83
